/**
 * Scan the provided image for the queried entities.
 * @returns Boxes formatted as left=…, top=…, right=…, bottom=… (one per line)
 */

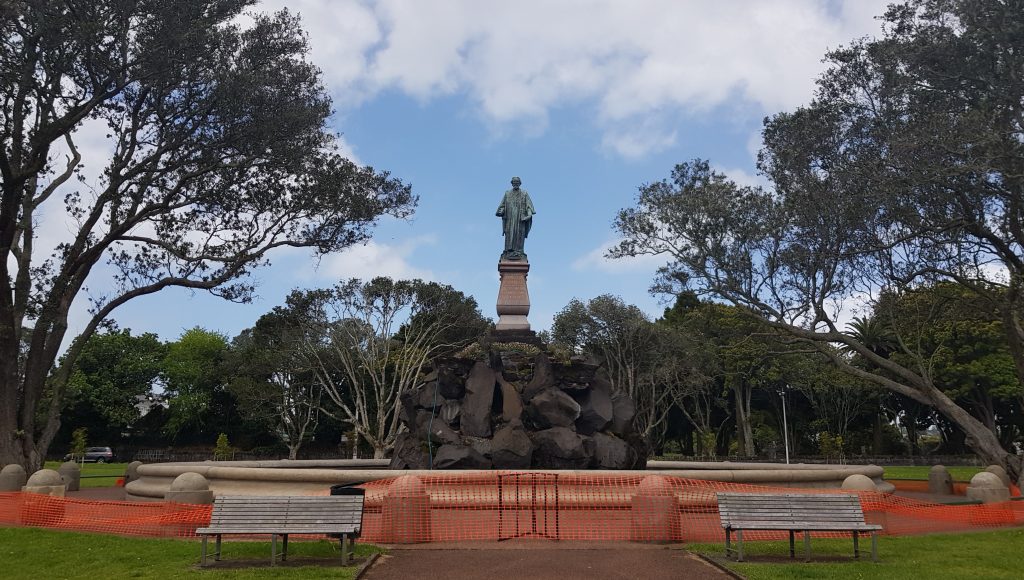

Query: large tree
left=0, top=1, right=414, bottom=469
left=58, top=328, right=166, bottom=446
left=227, top=304, right=324, bottom=460
left=611, top=0, right=1024, bottom=481
left=552, top=295, right=676, bottom=442
left=298, top=278, right=489, bottom=458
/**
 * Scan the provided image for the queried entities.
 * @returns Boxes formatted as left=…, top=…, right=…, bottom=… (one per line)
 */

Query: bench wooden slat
left=198, top=495, right=367, bottom=567
left=716, top=492, right=881, bottom=563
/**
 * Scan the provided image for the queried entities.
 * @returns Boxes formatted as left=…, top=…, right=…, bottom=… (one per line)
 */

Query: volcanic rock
left=527, top=387, right=581, bottom=429
left=461, top=361, right=496, bottom=437
left=491, top=422, right=534, bottom=468
left=433, top=444, right=491, bottom=469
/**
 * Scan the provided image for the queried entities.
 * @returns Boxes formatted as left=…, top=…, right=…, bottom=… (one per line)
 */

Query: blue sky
left=54, top=0, right=891, bottom=343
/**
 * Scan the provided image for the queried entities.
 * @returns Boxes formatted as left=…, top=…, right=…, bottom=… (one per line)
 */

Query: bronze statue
left=495, top=176, right=536, bottom=260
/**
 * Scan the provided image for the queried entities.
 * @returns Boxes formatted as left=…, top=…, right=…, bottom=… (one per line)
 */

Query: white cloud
left=306, top=235, right=438, bottom=281
left=572, top=238, right=664, bottom=274
left=257, top=0, right=890, bottom=157
left=716, top=165, right=769, bottom=190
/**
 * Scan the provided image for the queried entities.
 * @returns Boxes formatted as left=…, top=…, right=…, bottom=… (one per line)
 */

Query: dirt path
left=361, top=541, right=733, bottom=580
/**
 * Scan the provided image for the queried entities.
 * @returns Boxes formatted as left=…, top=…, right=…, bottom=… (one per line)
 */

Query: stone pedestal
left=495, top=259, right=531, bottom=332
left=57, top=461, right=81, bottom=492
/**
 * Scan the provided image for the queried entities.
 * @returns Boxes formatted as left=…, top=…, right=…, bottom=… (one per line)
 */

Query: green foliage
left=609, top=0, right=1024, bottom=472
left=454, top=342, right=486, bottom=360
left=69, top=428, right=87, bottom=461
left=162, top=328, right=230, bottom=439
left=213, top=433, right=234, bottom=461
left=58, top=329, right=167, bottom=447
left=490, top=342, right=541, bottom=357
left=0, top=0, right=415, bottom=470
left=817, top=432, right=844, bottom=462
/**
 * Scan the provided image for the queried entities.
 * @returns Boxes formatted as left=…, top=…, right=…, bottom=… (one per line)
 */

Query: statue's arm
left=495, top=195, right=506, bottom=217
left=522, top=192, right=536, bottom=220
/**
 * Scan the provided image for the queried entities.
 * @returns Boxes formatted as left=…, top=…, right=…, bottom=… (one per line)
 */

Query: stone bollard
left=630, top=475, right=680, bottom=542
left=21, top=469, right=67, bottom=526
left=57, top=461, right=81, bottom=492
left=0, top=464, right=28, bottom=492
left=124, top=461, right=143, bottom=485
left=965, top=472, right=1010, bottom=504
left=984, top=465, right=1012, bottom=488
left=928, top=465, right=954, bottom=495
left=841, top=474, right=878, bottom=492
left=381, top=475, right=431, bottom=543
left=23, top=469, right=66, bottom=497
left=164, top=472, right=214, bottom=504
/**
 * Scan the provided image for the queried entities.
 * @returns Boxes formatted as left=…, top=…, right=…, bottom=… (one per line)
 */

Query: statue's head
left=511, top=176, right=521, bottom=188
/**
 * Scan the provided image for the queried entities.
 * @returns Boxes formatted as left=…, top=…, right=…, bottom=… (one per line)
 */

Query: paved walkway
left=361, top=541, right=732, bottom=580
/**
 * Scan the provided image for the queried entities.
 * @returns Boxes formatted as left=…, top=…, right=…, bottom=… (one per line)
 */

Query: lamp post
left=779, top=387, right=790, bottom=465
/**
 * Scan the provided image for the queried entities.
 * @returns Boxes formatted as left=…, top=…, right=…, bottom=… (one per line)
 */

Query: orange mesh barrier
left=0, top=492, right=212, bottom=537
left=3, top=474, right=1024, bottom=543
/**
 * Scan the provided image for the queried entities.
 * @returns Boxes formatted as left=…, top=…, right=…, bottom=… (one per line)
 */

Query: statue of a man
left=496, top=176, right=536, bottom=260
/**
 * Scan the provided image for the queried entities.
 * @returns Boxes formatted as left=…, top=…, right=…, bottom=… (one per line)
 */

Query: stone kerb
left=966, top=471, right=1010, bottom=504
left=0, top=464, right=28, bottom=492
left=928, top=465, right=954, bottom=495
left=57, top=461, right=81, bottom=492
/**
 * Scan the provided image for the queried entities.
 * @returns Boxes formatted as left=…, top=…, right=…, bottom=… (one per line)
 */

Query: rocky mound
left=390, top=343, right=646, bottom=470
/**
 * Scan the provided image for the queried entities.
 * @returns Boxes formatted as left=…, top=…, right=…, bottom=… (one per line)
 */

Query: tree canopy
left=610, top=0, right=1024, bottom=480
left=0, top=0, right=414, bottom=469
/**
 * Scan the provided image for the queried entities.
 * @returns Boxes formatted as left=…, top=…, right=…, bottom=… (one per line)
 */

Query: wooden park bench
left=716, top=492, right=881, bottom=562
left=196, top=494, right=364, bottom=566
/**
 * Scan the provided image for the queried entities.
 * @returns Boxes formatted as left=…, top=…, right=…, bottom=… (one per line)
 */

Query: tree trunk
left=287, top=444, right=300, bottom=460
left=927, top=384, right=1020, bottom=484
left=733, top=384, right=754, bottom=457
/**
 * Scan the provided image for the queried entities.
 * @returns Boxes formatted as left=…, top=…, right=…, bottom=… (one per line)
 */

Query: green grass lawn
left=44, top=461, right=128, bottom=488
left=690, top=528, right=1024, bottom=580
left=1, top=527, right=382, bottom=579
left=882, top=465, right=982, bottom=482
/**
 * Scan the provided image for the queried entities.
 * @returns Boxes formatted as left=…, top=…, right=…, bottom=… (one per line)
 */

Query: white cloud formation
left=257, top=0, right=890, bottom=157
left=306, top=235, right=439, bottom=281
left=572, top=238, right=664, bottom=274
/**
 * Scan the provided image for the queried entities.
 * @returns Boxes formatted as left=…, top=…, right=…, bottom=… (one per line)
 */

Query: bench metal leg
left=789, top=530, right=795, bottom=559
left=724, top=529, right=732, bottom=558
left=871, top=532, right=878, bottom=563
left=215, top=534, right=222, bottom=561
left=737, top=530, right=744, bottom=562
left=341, top=534, right=351, bottom=565
left=804, top=531, right=811, bottom=562
left=853, top=531, right=859, bottom=559
left=201, top=535, right=208, bottom=566
left=271, top=534, right=278, bottom=566
left=282, top=534, right=288, bottom=562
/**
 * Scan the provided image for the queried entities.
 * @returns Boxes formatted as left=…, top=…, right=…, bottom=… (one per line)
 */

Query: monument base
left=489, top=328, right=543, bottom=346
left=496, top=259, right=531, bottom=332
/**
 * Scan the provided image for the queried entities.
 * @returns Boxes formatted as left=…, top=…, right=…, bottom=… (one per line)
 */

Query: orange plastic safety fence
left=3, top=474, right=1024, bottom=544
left=0, top=492, right=211, bottom=537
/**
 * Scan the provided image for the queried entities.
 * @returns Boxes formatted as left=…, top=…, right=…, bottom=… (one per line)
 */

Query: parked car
left=64, top=446, right=114, bottom=463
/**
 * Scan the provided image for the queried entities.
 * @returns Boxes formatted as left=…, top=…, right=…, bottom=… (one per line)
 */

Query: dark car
left=65, top=446, right=114, bottom=463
